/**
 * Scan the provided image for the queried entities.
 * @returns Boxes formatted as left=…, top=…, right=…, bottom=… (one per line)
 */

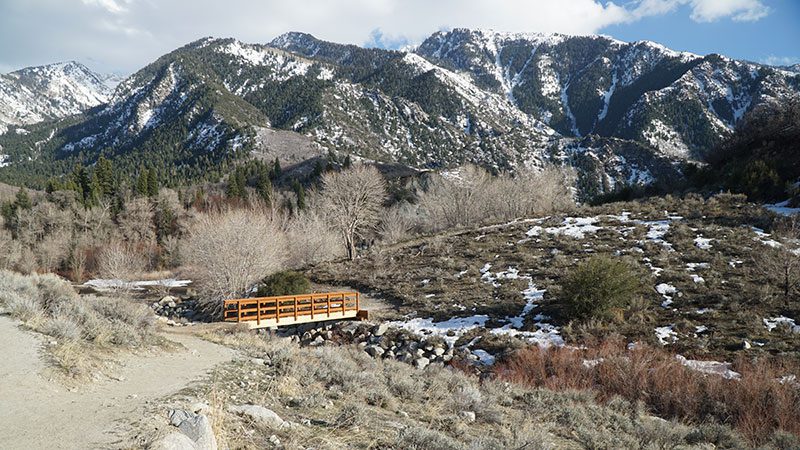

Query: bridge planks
left=223, top=292, right=361, bottom=328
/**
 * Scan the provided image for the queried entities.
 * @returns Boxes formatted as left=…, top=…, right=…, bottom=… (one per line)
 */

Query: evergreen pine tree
left=256, top=170, right=273, bottom=206
left=292, top=180, right=306, bottom=210
left=135, top=168, right=149, bottom=197
left=147, top=167, right=159, bottom=197
left=14, top=188, right=31, bottom=210
left=343, top=154, right=352, bottom=169
left=94, top=156, right=116, bottom=200
left=272, top=158, right=282, bottom=178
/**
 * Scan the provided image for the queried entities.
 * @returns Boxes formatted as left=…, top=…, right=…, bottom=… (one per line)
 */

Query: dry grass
left=134, top=327, right=769, bottom=450
left=495, top=338, right=800, bottom=445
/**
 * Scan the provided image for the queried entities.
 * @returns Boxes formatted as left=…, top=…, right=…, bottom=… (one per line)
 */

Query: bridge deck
left=223, top=292, right=364, bottom=328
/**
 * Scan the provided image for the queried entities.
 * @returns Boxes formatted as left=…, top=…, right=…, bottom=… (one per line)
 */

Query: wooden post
left=311, top=295, right=314, bottom=320
left=341, top=293, right=346, bottom=314
left=326, top=294, right=331, bottom=317
left=293, top=296, right=298, bottom=321
left=256, top=299, right=261, bottom=326
left=237, top=300, right=241, bottom=322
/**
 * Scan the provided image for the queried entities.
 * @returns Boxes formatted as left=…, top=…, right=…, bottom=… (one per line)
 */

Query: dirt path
left=0, top=316, right=235, bottom=449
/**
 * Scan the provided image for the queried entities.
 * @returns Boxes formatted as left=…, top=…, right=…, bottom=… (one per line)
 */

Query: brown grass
left=495, top=338, right=800, bottom=444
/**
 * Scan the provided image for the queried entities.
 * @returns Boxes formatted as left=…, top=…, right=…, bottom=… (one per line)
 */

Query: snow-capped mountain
left=415, top=29, right=798, bottom=158
left=0, top=61, right=113, bottom=135
left=0, top=30, right=798, bottom=197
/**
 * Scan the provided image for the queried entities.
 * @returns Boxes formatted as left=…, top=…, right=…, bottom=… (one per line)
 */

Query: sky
left=0, top=0, right=797, bottom=75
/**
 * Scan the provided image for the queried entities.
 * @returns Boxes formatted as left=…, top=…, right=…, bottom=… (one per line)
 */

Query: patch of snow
left=694, top=236, right=713, bottom=249
left=655, top=283, right=677, bottom=308
left=764, top=200, right=800, bottom=216
left=472, top=349, right=496, bottom=365
left=542, top=217, right=602, bottom=239
left=675, top=355, right=740, bottom=380
left=388, top=315, right=489, bottom=347
left=763, top=316, right=800, bottom=333
left=690, top=274, right=705, bottom=283
left=84, top=278, right=191, bottom=291
left=655, top=325, right=678, bottom=345
left=0, top=154, right=10, bottom=168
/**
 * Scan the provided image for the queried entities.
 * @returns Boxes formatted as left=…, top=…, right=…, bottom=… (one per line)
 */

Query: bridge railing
left=223, top=292, right=360, bottom=326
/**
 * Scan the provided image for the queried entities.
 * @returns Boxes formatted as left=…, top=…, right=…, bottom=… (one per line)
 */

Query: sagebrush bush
left=0, top=271, right=158, bottom=375
left=561, top=256, right=645, bottom=321
left=256, top=270, right=310, bottom=297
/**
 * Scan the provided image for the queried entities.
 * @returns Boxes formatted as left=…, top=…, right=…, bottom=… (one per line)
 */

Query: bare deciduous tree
left=320, top=165, right=387, bottom=260
left=755, top=216, right=800, bottom=305
left=97, top=239, right=147, bottom=282
left=182, top=208, right=285, bottom=314
left=285, top=211, right=343, bottom=268
left=118, top=197, right=156, bottom=245
left=416, top=164, right=575, bottom=233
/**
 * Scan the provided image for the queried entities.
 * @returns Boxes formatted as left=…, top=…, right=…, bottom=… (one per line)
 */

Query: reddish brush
left=494, top=342, right=800, bottom=444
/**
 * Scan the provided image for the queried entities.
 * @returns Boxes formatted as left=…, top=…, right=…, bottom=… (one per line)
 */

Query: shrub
left=561, top=256, right=644, bottom=321
left=40, top=315, right=82, bottom=341
left=496, top=340, right=800, bottom=445
left=256, top=270, right=310, bottom=297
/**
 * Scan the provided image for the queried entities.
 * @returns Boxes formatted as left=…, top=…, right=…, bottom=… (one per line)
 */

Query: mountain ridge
left=0, top=29, right=797, bottom=197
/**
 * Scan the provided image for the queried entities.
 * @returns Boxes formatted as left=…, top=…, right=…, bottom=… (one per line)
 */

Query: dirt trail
left=0, top=316, right=234, bottom=449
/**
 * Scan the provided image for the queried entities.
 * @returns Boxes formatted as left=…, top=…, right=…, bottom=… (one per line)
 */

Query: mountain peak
left=270, top=32, right=321, bottom=50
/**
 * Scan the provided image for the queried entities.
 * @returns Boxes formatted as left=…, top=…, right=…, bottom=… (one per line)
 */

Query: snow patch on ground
left=694, top=236, right=713, bottom=249
left=527, top=217, right=601, bottom=239
left=764, top=200, right=800, bottom=216
left=675, top=355, right=741, bottom=380
left=655, top=325, right=678, bottom=345
left=763, top=316, right=800, bottom=333
left=84, top=278, right=192, bottom=291
left=655, top=283, right=677, bottom=308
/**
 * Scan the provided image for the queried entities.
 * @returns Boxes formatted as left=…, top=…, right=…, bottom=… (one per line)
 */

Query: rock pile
left=275, top=321, right=476, bottom=369
left=151, top=296, right=201, bottom=326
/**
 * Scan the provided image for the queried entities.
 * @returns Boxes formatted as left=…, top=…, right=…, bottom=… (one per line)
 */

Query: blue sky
left=0, top=0, right=797, bottom=74
left=602, top=1, right=799, bottom=65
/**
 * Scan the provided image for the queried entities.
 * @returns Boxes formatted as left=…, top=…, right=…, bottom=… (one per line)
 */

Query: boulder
left=177, top=414, right=217, bottom=450
left=459, top=411, right=476, bottom=423
left=168, top=409, right=194, bottom=427
left=365, top=345, right=385, bottom=358
left=229, top=404, right=286, bottom=429
left=414, top=357, right=430, bottom=370
left=373, top=323, right=390, bottom=337
left=150, top=432, right=198, bottom=450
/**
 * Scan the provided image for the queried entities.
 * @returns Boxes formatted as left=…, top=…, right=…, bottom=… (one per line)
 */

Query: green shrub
left=561, top=256, right=644, bottom=321
left=256, top=270, right=310, bottom=297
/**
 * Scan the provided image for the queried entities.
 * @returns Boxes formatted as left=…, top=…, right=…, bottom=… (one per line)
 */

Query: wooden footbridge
left=223, top=292, right=366, bottom=328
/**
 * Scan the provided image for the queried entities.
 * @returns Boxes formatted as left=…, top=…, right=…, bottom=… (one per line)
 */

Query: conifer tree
left=147, top=167, right=159, bottom=197
left=135, top=168, right=149, bottom=197
left=272, top=158, right=282, bottom=178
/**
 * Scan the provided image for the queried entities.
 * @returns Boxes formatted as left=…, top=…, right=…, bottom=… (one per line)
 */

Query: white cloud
left=0, top=0, right=772, bottom=74
left=627, top=0, right=769, bottom=23
left=687, top=0, right=769, bottom=22
left=763, top=55, right=799, bottom=67
left=81, top=0, right=132, bottom=15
